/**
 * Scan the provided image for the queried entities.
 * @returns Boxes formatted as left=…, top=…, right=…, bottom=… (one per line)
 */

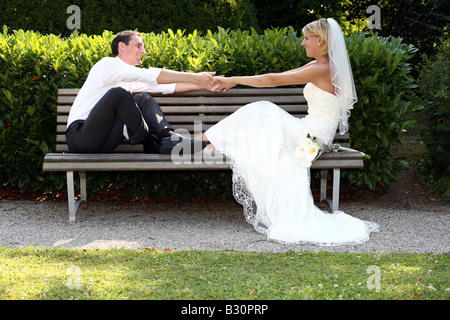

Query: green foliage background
left=0, top=26, right=420, bottom=198
left=414, top=38, right=450, bottom=200
left=0, top=0, right=259, bottom=36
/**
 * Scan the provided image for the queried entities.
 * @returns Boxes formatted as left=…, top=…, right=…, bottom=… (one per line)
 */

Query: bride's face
left=301, top=34, right=321, bottom=58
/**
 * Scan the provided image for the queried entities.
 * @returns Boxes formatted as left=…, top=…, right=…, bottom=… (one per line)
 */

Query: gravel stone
left=0, top=199, right=448, bottom=253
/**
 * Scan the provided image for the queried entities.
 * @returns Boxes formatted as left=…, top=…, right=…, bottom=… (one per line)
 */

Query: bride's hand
left=211, top=76, right=237, bottom=92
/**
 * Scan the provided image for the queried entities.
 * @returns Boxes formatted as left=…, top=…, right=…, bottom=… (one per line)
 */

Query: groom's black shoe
left=159, top=133, right=207, bottom=155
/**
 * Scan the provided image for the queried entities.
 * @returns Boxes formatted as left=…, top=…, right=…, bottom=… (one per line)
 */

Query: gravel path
left=0, top=199, right=448, bottom=253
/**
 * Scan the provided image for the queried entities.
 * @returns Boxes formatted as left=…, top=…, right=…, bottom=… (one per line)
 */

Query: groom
left=66, top=30, right=217, bottom=154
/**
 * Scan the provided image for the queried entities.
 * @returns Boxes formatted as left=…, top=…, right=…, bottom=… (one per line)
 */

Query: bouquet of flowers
left=294, top=135, right=322, bottom=168
left=294, top=134, right=370, bottom=168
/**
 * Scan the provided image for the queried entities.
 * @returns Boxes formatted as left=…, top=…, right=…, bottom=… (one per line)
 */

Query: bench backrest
left=56, top=87, right=350, bottom=153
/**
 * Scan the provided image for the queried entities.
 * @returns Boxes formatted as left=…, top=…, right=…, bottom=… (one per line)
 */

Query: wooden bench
left=42, top=87, right=364, bottom=222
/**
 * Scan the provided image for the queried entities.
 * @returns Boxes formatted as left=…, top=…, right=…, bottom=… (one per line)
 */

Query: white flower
left=294, top=136, right=322, bottom=168
left=294, top=135, right=371, bottom=167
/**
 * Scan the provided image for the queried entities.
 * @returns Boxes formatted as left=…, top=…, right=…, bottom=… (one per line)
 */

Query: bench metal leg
left=66, top=171, right=87, bottom=222
left=320, top=170, right=328, bottom=203
left=79, top=171, right=87, bottom=209
left=67, top=171, right=76, bottom=222
left=319, top=169, right=340, bottom=213
left=331, top=168, right=340, bottom=212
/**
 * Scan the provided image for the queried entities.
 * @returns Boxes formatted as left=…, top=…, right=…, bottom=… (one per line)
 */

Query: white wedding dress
left=205, top=83, right=379, bottom=245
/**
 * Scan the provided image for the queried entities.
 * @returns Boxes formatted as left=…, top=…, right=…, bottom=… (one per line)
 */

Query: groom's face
left=121, top=36, right=146, bottom=66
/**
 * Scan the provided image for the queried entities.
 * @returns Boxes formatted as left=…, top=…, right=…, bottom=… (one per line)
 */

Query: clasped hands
left=197, top=72, right=236, bottom=92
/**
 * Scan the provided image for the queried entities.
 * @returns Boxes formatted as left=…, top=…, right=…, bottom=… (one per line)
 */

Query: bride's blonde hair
left=302, top=19, right=329, bottom=56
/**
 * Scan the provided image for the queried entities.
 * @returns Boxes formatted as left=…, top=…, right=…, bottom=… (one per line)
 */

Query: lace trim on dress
left=230, top=160, right=270, bottom=236
left=230, top=159, right=380, bottom=246
left=267, top=222, right=380, bottom=246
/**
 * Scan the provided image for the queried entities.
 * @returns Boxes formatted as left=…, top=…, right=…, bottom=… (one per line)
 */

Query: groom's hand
left=196, top=72, right=216, bottom=89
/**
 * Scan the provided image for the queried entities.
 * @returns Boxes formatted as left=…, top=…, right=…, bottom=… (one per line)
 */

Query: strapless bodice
left=303, top=82, right=340, bottom=124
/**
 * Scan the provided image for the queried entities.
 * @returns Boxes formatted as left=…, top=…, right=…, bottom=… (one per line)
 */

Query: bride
left=204, top=18, right=379, bottom=245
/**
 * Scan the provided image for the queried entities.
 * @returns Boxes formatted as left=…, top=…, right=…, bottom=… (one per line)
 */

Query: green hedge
left=345, top=31, right=421, bottom=191
left=0, top=26, right=419, bottom=198
left=0, top=0, right=259, bottom=36
left=414, top=37, right=450, bottom=200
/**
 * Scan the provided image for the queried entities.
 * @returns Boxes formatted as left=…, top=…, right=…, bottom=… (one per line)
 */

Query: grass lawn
left=0, top=246, right=448, bottom=301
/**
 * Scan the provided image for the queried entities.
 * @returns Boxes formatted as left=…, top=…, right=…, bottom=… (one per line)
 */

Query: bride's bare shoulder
left=301, top=60, right=317, bottom=69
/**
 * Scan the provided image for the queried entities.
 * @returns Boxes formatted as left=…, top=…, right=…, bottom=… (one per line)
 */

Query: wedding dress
left=205, top=82, right=379, bottom=245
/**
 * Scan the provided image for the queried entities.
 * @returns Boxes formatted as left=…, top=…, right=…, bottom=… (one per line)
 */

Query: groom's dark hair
left=111, top=30, right=142, bottom=57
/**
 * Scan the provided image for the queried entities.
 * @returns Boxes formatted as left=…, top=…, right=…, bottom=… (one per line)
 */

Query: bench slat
left=57, top=114, right=308, bottom=124
left=43, top=151, right=363, bottom=171
left=58, top=95, right=307, bottom=105
left=155, top=96, right=306, bottom=105
left=54, top=142, right=352, bottom=153
left=57, top=104, right=309, bottom=114
left=154, top=88, right=305, bottom=96
left=44, top=151, right=361, bottom=162
left=55, top=144, right=144, bottom=153
left=57, top=88, right=304, bottom=97
left=56, top=130, right=351, bottom=140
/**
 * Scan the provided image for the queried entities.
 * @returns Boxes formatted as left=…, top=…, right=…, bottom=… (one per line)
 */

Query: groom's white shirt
left=67, top=56, right=176, bottom=129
